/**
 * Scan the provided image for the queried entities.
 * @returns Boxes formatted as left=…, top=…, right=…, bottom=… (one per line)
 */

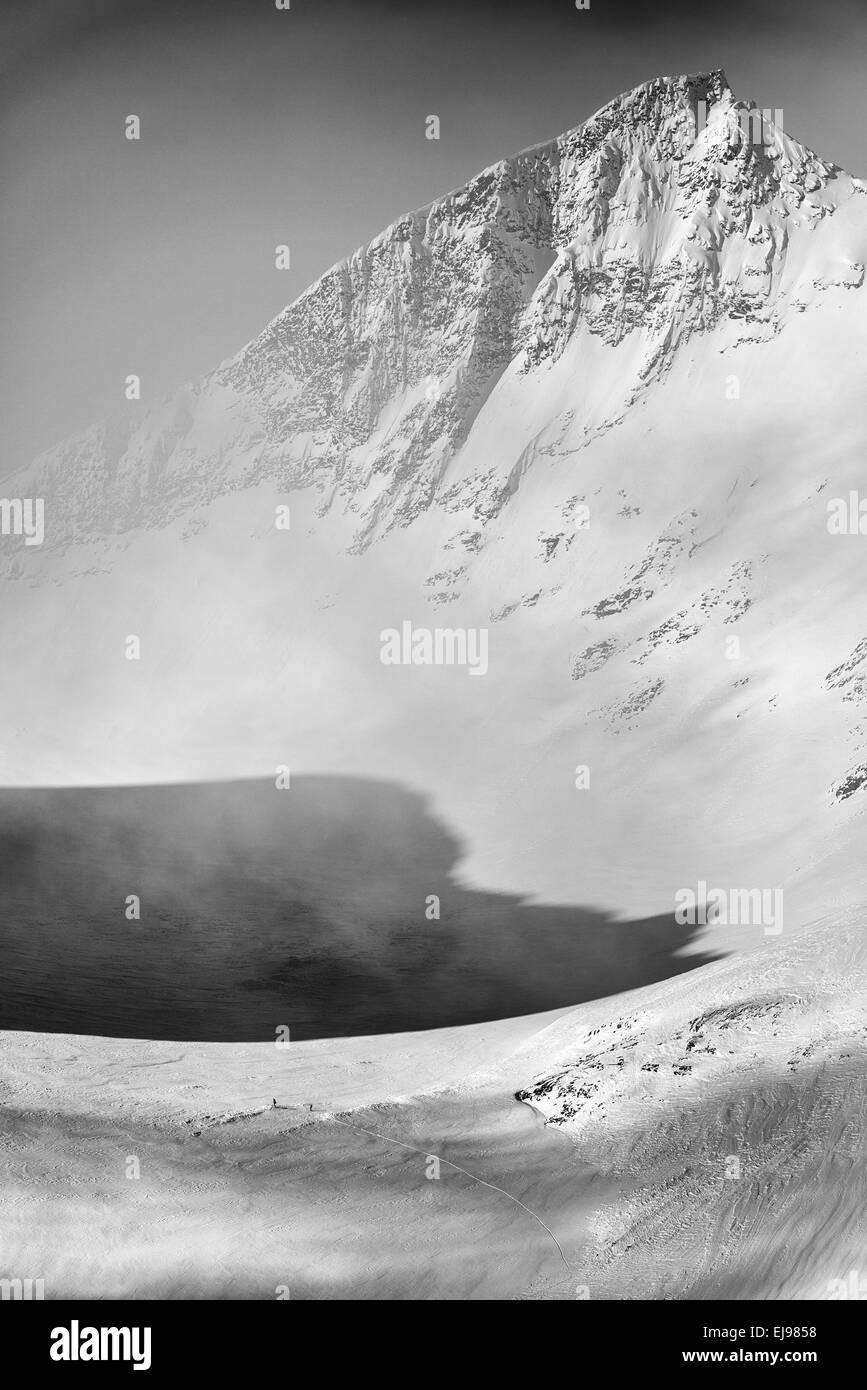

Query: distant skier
left=272, top=1098, right=277, bottom=1109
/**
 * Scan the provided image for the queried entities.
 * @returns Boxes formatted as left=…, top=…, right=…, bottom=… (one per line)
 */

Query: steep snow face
left=1, top=71, right=866, bottom=931
left=8, top=71, right=862, bottom=553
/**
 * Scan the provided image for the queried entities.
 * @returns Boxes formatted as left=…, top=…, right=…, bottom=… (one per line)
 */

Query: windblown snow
left=1, top=69, right=866, bottom=1304
left=2, top=69, right=866, bottom=930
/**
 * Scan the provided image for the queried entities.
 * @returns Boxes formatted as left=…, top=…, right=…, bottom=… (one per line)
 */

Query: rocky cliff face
left=8, top=70, right=863, bottom=560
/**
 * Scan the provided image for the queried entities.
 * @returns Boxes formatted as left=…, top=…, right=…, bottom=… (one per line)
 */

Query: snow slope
left=1, top=910, right=863, bottom=1298
left=1, top=70, right=866, bottom=931
left=514, top=909, right=867, bottom=1298
left=2, top=73, right=864, bottom=1301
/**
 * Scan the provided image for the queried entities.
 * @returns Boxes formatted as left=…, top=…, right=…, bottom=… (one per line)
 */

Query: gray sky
left=2, top=0, right=865, bottom=473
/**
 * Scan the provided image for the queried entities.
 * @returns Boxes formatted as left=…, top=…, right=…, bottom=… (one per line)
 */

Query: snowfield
left=1, top=910, right=863, bottom=1299
left=1, top=69, right=866, bottom=1299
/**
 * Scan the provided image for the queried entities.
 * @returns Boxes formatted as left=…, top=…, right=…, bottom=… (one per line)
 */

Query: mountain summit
left=7, top=72, right=862, bottom=553
left=2, top=74, right=866, bottom=932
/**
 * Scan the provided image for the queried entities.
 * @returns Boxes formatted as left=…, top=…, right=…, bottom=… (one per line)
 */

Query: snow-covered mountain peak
left=8, top=72, right=861, bottom=563
left=2, top=75, right=866, bottom=940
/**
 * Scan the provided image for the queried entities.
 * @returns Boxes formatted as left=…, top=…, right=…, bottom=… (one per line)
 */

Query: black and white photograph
left=1, top=0, right=865, bottom=1350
